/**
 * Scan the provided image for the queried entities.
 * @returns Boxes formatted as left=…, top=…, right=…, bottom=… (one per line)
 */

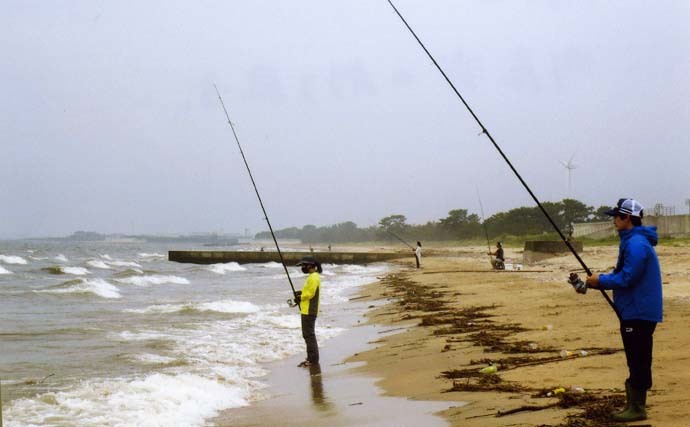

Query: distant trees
left=592, top=205, right=612, bottom=222
left=255, top=199, right=608, bottom=243
left=438, top=209, right=482, bottom=239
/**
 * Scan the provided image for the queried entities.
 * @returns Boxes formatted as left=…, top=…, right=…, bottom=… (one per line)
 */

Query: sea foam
left=0, top=254, right=28, bottom=265
left=207, top=262, right=246, bottom=274
left=5, top=373, right=250, bottom=427
left=62, top=266, right=91, bottom=276
left=115, top=275, right=190, bottom=287
left=87, top=260, right=112, bottom=269
left=109, top=260, right=143, bottom=268
left=0, top=265, right=12, bottom=274
left=138, top=252, right=165, bottom=259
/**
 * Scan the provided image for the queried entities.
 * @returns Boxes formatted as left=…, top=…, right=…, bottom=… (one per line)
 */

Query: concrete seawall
left=168, top=251, right=412, bottom=265
left=523, top=240, right=583, bottom=264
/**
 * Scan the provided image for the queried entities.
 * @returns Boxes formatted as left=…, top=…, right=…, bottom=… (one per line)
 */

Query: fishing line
left=475, top=187, right=492, bottom=256
left=385, top=0, right=619, bottom=319
left=385, top=229, right=414, bottom=249
left=213, top=84, right=299, bottom=303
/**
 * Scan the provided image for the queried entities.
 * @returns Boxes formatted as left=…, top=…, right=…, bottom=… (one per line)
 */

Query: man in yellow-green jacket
left=295, top=256, right=322, bottom=367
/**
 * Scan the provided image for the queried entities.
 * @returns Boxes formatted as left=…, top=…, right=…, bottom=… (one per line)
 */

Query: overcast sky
left=2, top=1, right=689, bottom=238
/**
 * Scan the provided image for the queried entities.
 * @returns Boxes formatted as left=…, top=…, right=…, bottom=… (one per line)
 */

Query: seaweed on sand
left=447, top=374, right=525, bottom=393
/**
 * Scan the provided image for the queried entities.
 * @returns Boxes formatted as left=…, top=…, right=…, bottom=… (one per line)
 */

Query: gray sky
left=2, top=1, right=689, bottom=238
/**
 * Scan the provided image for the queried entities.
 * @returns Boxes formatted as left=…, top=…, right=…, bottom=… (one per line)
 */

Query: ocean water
left=0, top=240, right=389, bottom=427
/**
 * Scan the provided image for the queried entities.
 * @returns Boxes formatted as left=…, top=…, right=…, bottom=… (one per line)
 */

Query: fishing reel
left=287, top=291, right=302, bottom=307
left=568, top=273, right=588, bottom=294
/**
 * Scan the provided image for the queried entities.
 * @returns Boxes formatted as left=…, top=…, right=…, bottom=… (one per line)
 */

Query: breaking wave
left=87, top=260, right=112, bottom=269
left=207, top=262, right=246, bottom=274
left=41, top=266, right=90, bottom=275
left=5, top=373, right=249, bottom=427
left=138, top=253, right=165, bottom=259
left=124, top=299, right=260, bottom=315
left=35, top=278, right=121, bottom=299
left=114, top=275, right=190, bottom=287
left=0, top=255, right=28, bottom=265
left=109, top=260, right=143, bottom=268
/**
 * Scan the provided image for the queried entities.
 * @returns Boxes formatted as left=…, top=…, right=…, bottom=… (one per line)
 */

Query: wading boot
left=611, top=380, right=631, bottom=419
left=612, top=387, right=647, bottom=422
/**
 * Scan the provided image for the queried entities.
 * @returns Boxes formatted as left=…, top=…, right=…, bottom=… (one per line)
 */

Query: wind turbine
left=560, top=151, right=577, bottom=198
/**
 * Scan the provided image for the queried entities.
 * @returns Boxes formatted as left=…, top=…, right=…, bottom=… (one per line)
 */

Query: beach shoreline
left=212, top=263, right=457, bottom=427
left=348, top=245, right=690, bottom=426
left=215, top=243, right=690, bottom=426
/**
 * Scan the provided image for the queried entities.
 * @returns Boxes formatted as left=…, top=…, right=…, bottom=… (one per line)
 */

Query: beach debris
left=479, top=364, right=497, bottom=374
left=560, top=349, right=589, bottom=358
left=496, top=390, right=626, bottom=426
left=546, top=387, right=566, bottom=397
left=541, top=324, right=554, bottom=331
left=447, top=375, right=523, bottom=393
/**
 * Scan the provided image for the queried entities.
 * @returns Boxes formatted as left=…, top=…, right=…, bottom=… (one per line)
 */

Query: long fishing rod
left=385, top=0, right=619, bottom=319
left=475, top=187, right=492, bottom=255
left=385, top=229, right=414, bottom=249
left=213, top=84, right=298, bottom=304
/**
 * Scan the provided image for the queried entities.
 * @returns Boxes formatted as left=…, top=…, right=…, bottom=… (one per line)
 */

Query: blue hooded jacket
left=598, top=225, right=663, bottom=322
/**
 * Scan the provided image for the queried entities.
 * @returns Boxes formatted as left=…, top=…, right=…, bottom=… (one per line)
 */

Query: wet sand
left=215, top=243, right=690, bottom=426
left=213, top=288, right=459, bottom=426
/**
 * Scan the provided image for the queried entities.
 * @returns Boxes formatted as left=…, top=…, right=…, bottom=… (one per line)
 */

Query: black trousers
left=301, top=314, right=319, bottom=363
left=620, top=319, right=657, bottom=390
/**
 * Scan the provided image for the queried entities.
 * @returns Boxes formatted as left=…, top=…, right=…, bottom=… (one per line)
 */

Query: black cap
left=296, top=255, right=318, bottom=266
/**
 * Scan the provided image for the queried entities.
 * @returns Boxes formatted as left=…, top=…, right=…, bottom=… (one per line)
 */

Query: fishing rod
left=385, top=0, right=619, bottom=319
left=475, top=187, right=492, bottom=255
left=384, top=228, right=414, bottom=249
left=213, top=84, right=299, bottom=306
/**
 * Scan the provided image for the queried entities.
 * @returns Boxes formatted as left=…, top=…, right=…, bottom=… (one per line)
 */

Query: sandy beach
left=216, top=242, right=690, bottom=426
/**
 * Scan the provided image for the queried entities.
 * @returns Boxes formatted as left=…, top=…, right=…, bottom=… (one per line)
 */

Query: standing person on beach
left=414, top=241, right=422, bottom=268
left=294, top=256, right=322, bottom=367
left=488, top=242, right=505, bottom=270
left=585, top=198, right=662, bottom=422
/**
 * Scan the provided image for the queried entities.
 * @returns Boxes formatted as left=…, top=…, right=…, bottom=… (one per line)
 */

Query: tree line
left=255, top=199, right=613, bottom=244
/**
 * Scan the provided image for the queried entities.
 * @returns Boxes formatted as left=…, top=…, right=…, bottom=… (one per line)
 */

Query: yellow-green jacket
left=299, top=272, right=320, bottom=316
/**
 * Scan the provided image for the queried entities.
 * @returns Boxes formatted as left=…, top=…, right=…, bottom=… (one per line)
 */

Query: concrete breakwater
left=168, top=251, right=412, bottom=265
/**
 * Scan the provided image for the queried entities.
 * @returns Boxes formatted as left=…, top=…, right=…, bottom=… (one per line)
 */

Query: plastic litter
left=479, top=365, right=497, bottom=374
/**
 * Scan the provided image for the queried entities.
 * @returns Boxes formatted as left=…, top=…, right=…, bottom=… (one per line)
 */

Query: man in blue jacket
left=586, top=198, right=663, bottom=422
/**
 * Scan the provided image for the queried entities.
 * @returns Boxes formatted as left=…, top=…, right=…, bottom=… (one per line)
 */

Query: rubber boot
left=611, top=380, right=631, bottom=418
left=612, top=387, right=647, bottom=422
